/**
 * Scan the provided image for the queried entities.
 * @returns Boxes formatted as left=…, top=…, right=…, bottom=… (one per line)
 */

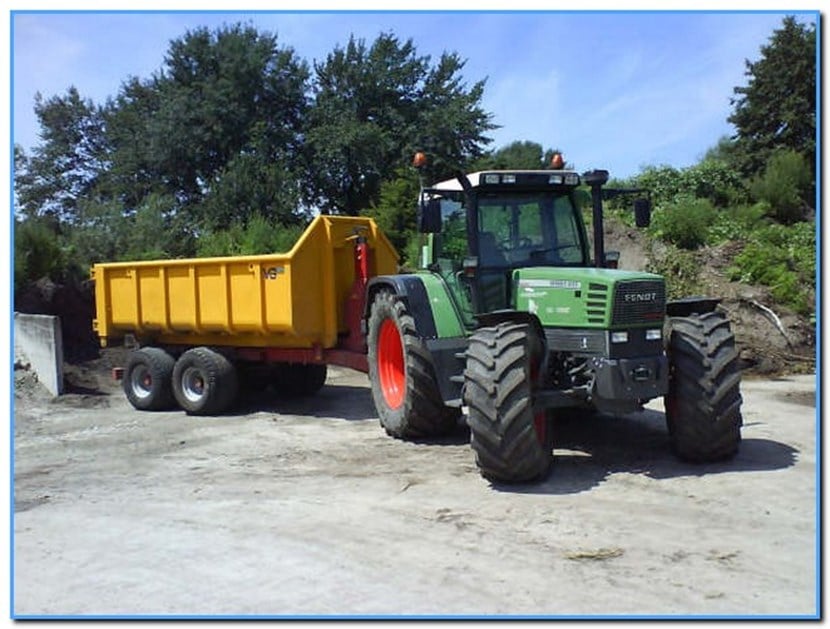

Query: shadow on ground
left=494, top=409, right=799, bottom=496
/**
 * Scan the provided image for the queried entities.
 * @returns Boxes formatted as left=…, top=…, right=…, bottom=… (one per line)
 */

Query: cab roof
left=431, top=170, right=581, bottom=192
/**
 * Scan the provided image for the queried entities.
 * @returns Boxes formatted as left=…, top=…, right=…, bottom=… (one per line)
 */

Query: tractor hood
left=512, top=267, right=666, bottom=329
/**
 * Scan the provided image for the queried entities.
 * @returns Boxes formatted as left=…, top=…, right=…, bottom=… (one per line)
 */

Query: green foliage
left=361, top=169, right=419, bottom=264
left=14, top=88, right=107, bottom=222
left=750, top=150, right=812, bottom=224
left=196, top=214, right=304, bottom=257
left=14, top=218, right=65, bottom=288
left=471, top=141, right=546, bottom=170
left=729, top=17, right=817, bottom=176
left=645, top=243, right=702, bottom=300
left=651, top=196, right=716, bottom=250
left=199, top=152, right=304, bottom=230
left=706, top=202, right=768, bottom=244
left=627, top=159, right=747, bottom=209
left=104, top=23, right=309, bottom=224
left=728, top=222, right=815, bottom=314
left=305, top=33, right=494, bottom=215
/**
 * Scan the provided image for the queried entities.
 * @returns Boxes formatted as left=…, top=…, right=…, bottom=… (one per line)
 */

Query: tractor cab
left=417, top=168, right=590, bottom=317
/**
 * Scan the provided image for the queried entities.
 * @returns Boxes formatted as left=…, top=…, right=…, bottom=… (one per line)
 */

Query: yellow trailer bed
left=92, top=215, right=398, bottom=350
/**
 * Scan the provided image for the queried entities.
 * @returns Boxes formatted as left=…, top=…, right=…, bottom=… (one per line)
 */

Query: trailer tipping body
left=92, top=215, right=398, bottom=356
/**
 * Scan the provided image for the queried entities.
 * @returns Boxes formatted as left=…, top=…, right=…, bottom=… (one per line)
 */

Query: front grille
left=612, top=280, right=666, bottom=326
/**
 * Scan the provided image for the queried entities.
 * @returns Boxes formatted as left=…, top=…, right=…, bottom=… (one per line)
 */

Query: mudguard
left=363, top=274, right=438, bottom=339
left=666, top=296, right=722, bottom=318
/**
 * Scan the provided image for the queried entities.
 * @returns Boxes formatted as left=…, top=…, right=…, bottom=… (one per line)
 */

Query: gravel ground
left=12, top=367, right=819, bottom=618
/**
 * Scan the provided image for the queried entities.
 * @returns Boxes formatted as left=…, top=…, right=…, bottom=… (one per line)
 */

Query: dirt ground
left=12, top=362, right=818, bottom=618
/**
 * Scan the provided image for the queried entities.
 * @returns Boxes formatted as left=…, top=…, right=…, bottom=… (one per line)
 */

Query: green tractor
left=363, top=158, right=742, bottom=483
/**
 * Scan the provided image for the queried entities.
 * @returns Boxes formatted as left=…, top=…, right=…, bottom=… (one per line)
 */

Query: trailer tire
left=665, top=311, right=742, bottom=462
left=273, top=363, right=328, bottom=397
left=172, top=347, right=239, bottom=415
left=367, top=290, right=459, bottom=438
left=123, top=347, right=176, bottom=411
left=464, top=322, right=553, bottom=483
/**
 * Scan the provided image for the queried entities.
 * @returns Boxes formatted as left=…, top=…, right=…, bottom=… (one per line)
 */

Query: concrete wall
left=14, top=313, right=64, bottom=396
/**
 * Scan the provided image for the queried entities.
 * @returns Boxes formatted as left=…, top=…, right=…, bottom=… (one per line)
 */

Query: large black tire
left=172, top=347, right=239, bottom=415
left=665, top=311, right=743, bottom=461
left=367, top=290, right=460, bottom=438
left=272, top=363, right=328, bottom=398
left=464, top=322, right=553, bottom=483
left=123, top=347, right=176, bottom=411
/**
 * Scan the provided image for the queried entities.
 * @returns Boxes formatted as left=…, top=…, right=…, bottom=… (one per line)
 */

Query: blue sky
left=11, top=10, right=815, bottom=180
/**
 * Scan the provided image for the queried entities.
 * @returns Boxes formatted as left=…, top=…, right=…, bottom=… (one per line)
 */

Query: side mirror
left=634, top=198, right=651, bottom=228
left=418, top=198, right=442, bottom=233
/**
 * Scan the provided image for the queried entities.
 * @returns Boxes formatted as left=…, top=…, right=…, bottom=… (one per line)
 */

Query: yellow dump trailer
left=92, top=215, right=398, bottom=415
left=93, top=215, right=397, bottom=349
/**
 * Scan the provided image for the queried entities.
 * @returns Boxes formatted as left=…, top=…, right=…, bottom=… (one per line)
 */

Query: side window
left=434, top=198, right=467, bottom=269
left=552, top=196, right=584, bottom=263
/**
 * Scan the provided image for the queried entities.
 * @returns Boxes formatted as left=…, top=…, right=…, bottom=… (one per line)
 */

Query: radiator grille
left=612, top=280, right=666, bottom=325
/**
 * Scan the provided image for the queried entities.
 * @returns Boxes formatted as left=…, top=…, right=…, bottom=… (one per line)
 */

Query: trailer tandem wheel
left=123, top=347, right=176, bottom=411
left=172, top=347, right=239, bottom=415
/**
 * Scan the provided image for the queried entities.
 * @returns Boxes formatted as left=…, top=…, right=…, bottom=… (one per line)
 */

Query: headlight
left=646, top=328, right=662, bottom=341
left=611, top=331, right=629, bottom=344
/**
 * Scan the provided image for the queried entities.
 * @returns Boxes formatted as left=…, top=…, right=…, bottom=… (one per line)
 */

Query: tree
left=304, top=33, right=495, bottom=215
left=104, top=23, right=309, bottom=228
left=14, top=87, right=107, bottom=222
left=729, top=17, right=816, bottom=177
left=470, top=141, right=570, bottom=171
left=361, top=168, right=421, bottom=265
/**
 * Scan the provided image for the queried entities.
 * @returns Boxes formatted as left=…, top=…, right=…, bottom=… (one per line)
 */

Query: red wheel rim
left=530, top=358, right=547, bottom=446
left=378, top=318, right=405, bottom=409
left=534, top=411, right=547, bottom=446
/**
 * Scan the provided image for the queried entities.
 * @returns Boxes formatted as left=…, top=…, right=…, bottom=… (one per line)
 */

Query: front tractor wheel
left=367, top=291, right=459, bottom=439
left=172, top=347, right=239, bottom=416
left=464, top=322, right=553, bottom=483
left=665, top=311, right=743, bottom=462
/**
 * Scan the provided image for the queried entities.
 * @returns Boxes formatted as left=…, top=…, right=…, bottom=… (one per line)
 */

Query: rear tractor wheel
left=367, top=290, right=459, bottom=439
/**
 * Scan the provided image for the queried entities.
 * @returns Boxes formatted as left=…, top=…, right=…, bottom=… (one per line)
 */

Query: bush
left=751, top=150, right=813, bottom=224
left=196, top=214, right=304, bottom=257
left=14, top=217, right=65, bottom=289
left=653, top=196, right=716, bottom=250
left=645, top=243, right=702, bottom=300
left=707, top=202, right=769, bottom=244
left=728, top=222, right=816, bottom=314
left=625, top=160, right=747, bottom=209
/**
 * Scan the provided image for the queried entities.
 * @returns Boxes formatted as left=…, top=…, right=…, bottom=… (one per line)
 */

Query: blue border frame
left=8, top=8, right=822, bottom=621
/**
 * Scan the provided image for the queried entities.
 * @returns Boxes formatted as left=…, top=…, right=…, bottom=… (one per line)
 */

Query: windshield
left=476, top=192, right=586, bottom=267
